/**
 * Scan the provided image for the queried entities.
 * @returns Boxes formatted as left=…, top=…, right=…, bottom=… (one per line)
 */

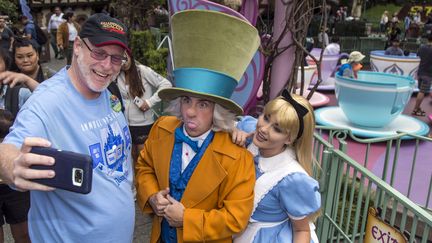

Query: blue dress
left=233, top=116, right=321, bottom=243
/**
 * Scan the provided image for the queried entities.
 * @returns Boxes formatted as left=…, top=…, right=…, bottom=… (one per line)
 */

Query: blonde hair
left=165, top=97, right=236, bottom=132
left=263, top=94, right=315, bottom=176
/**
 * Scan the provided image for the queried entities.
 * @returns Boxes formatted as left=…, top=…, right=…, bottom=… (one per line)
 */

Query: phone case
left=30, top=147, right=93, bottom=194
left=134, top=96, right=144, bottom=107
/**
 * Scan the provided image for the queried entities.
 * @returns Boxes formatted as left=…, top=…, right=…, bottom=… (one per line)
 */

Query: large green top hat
left=158, top=10, right=260, bottom=115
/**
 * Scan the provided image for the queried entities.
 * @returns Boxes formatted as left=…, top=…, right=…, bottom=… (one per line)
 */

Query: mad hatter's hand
left=164, top=195, right=185, bottom=228
left=148, top=188, right=170, bottom=216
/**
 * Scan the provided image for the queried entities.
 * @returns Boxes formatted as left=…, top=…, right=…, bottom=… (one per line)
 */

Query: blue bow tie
left=175, top=127, right=199, bottom=152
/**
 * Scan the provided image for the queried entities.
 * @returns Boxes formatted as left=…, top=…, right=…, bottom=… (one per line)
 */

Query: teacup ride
left=370, top=50, right=423, bottom=91
left=306, top=48, right=345, bottom=90
left=315, top=71, right=430, bottom=138
left=294, top=65, right=329, bottom=107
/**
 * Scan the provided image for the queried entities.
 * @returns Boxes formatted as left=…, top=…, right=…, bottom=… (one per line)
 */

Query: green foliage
left=110, top=0, right=166, bottom=31
left=336, top=176, right=376, bottom=234
left=130, top=30, right=168, bottom=77
left=363, top=4, right=402, bottom=29
left=0, top=0, right=18, bottom=22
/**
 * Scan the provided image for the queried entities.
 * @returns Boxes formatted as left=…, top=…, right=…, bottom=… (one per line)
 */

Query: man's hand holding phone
left=134, top=96, right=150, bottom=112
left=12, top=137, right=56, bottom=192
left=11, top=137, right=93, bottom=194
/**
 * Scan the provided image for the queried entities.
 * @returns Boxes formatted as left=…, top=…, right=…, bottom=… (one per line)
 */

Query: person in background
left=232, top=91, right=321, bottom=243
left=0, top=13, right=135, bottom=242
left=403, top=14, right=412, bottom=40
left=425, top=12, right=432, bottom=25
left=0, top=46, right=38, bottom=119
left=385, top=38, right=404, bottom=56
left=337, top=51, right=365, bottom=79
left=0, top=45, right=31, bottom=243
left=18, top=16, right=40, bottom=53
left=323, top=36, right=340, bottom=55
left=335, top=10, right=343, bottom=22
left=380, top=11, right=389, bottom=34
left=116, top=54, right=171, bottom=163
left=343, top=6, right=348, bottom=20
left=47, top=7, right=65, bottom=60
left=11, top=38, right=54, bottom=83
left=317, top=27, right=329, bottom=48
left=57, top=11, right=80, bottom=65
left=391, top=12, right=399, bottom=24
left=0, top=17, right=14, bottom=53
left=0, top=109, right=30, bottom=243
left=412, top=34, right=432, bottom=117
left=101, top=5, right=110, bottom=16
left=385, top=21, right=402, bottom=50
left=413, top=10, right=422, bottom=24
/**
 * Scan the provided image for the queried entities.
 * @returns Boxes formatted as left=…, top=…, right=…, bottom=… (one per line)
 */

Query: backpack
left=34, top=23, right=48, bottom=45
left=4, top=85, right=23, bottom=118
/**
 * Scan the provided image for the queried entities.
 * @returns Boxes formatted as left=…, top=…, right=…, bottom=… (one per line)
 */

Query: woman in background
left=115, top=55, right=171, bottom=162
left=380, top=10, right=389, bottom=33
left=0, top=46, right=39, bottom=116
left=11, top=38, right=54, bottom=83
left=56, top=11, right=80, bottom=65
left=0, top=17, right=14, bottom=53
left=0, top=46, right=31, bottom=243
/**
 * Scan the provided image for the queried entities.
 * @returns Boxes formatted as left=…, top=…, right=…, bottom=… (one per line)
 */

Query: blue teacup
left=335, top=71, right=415, bottom=127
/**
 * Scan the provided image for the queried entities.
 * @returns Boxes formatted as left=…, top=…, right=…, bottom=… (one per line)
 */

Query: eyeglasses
left=81, top=39, right=126, bottom=65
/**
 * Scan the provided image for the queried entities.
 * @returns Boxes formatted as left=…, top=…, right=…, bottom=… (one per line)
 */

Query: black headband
left=281, top=89, right=309, bottom=140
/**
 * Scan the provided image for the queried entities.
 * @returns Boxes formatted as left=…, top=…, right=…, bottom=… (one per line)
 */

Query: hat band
left=174, top=68, right=238, bottom=99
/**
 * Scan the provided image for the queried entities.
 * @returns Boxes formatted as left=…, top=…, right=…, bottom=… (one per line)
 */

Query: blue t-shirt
left=337, top=63, right=353, bottom=78
left=4, top=67, right=135, bottom=243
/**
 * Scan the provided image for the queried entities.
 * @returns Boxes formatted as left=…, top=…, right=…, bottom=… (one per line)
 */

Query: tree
left=0, top=0, right=18, bottom=22
left=260, top=0, right=329, bottom=102
left=110, top=0, right=165, bottom=31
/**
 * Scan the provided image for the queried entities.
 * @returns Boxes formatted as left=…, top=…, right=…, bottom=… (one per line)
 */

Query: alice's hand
left=164, top=195, right=185, bottom=228
left=231, top=127, right=254, bottom=147
left=148, top=188, right=170, bottom=216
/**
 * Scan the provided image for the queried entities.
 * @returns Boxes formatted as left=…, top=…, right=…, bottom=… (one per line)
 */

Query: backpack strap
left=4, top=85, right=23, bottom=117
left=107, top=81, right=125, bottom=113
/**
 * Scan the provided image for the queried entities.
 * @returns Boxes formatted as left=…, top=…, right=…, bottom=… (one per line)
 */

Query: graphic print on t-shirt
left=86, top=113, right=132, bottom=186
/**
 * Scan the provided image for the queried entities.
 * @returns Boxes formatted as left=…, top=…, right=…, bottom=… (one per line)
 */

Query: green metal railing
left=337, top=36, right=423, bottom=65
left=316, top=126, right=432, bottom=210
left=314, top=127, right=432, bottom=242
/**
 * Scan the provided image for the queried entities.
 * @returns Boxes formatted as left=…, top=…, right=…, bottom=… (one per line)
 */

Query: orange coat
left=56, top=21, right=80, bottom=48
left=135, top=116, right=255, bottom=243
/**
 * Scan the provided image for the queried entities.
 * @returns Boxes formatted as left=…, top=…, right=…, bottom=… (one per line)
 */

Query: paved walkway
left=3, top=48, right=153, bottom=243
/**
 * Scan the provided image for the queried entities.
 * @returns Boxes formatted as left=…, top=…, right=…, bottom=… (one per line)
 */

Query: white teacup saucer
left=295, top=89, right=330, bottom=107
left=315, top=107, right=430, bottom=139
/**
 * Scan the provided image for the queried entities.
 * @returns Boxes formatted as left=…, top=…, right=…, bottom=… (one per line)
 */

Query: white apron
left=233, top=145, right=319, bottom=243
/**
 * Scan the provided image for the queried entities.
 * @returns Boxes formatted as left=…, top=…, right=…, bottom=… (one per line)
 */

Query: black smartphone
left=30, top=147, right=93, bottom=194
